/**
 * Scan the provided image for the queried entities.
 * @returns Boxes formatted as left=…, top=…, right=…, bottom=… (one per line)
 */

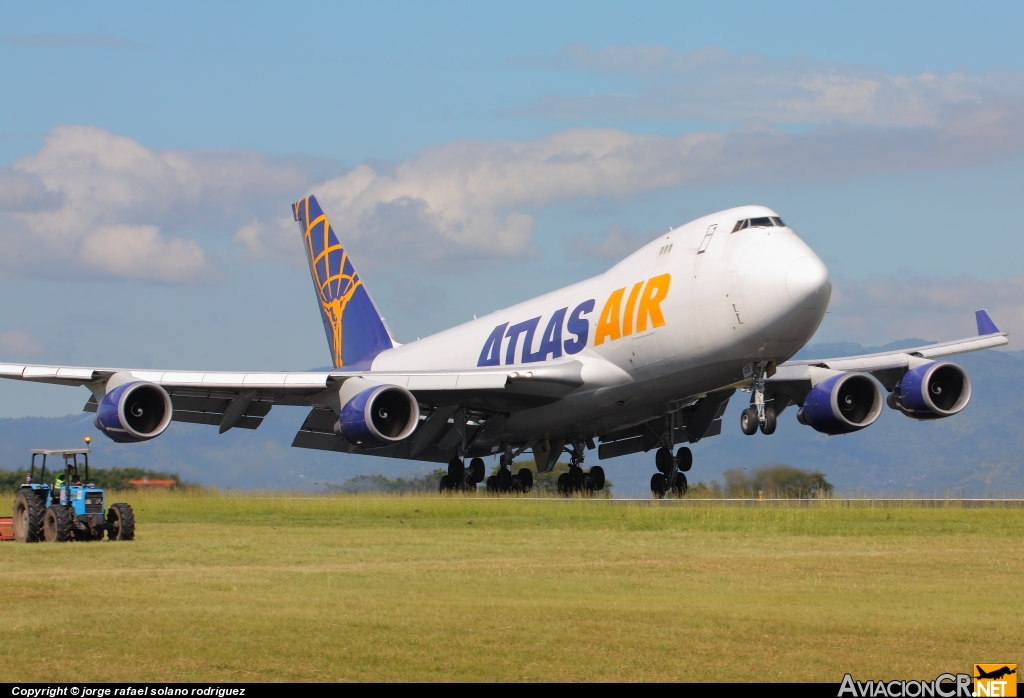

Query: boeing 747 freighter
left=0, top=196, right=1007, bottom=496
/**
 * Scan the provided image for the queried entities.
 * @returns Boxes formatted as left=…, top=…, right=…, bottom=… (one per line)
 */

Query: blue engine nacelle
left=95, top=381, right=173, bottom=443
left=336, top=384, right=420, bottom=448
left=796, top=372, right=884, bottom=435
left=888, top=361, right=971, bottom=420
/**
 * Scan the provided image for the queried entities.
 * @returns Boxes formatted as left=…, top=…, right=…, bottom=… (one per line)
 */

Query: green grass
left=2, top=491, right=1022, bottom=682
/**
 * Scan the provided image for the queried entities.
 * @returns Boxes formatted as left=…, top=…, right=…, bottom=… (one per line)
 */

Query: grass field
left=1, top=491, right=1022, bottom=682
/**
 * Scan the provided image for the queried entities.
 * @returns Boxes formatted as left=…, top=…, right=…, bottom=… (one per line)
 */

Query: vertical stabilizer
left=293, top=195, right=393, bottom=369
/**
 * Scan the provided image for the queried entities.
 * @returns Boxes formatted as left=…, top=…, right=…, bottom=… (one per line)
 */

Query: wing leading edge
left=0, top=361, right=586, bottom=437
left=766, top=310, right=1009, bottom=408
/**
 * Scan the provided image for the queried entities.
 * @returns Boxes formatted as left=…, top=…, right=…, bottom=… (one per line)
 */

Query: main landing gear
left=557, top=443, right=605, bottom=496
left=439, top=457, right=485, bottom=492
left=650, top=446, right=691, bottom=499
left=486, top=451, right=534, bottom=493
left=740, top=363, right=777, bottom=435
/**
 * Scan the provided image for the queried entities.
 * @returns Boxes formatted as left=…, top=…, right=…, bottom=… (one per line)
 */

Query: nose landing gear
left=740, top=363, right=777, bottom=435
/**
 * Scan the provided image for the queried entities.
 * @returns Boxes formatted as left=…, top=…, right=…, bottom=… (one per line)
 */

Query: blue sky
left=2, top=0, right=1024, bottom=418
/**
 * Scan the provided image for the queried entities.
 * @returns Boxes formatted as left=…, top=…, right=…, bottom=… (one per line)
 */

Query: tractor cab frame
left=12, top=447, right=134, bottom=543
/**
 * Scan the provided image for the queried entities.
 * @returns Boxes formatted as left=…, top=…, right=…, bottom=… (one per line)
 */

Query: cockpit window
left=732, top=216, right=787, bottom=232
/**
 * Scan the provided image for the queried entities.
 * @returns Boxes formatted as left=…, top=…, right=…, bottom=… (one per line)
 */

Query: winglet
left=293, top=195, right=394, bottom=369
left=975, top=309, right=1000, bottom=335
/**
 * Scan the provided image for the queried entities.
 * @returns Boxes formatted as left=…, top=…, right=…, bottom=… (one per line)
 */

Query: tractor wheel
left=43, top=506, right=74, bottom=542
left=106, top=503, right=135, bottom=541
left=12, top=490, right=44, bottom=543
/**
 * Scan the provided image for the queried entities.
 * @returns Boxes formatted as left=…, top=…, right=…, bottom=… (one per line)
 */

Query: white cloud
left=515, top=44, right=1024, bottom=129
left=1, top=125, right=313, bottom=283
left=78, top=225, right=220, bottom=284
left=6, top=101, right=1024, bottom=281
left=0, top=330, right=44, bottom=359
left=824, top=275, right=1024, bottom=350
left=236, top=115, right=1024, bottom=271
left=232, top=217, right=305, bottom=266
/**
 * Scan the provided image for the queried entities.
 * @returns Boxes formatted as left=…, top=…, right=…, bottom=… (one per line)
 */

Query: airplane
left=0, top=196, right=1009, bottom=496
left=975, top=666, right=1016, bottom=681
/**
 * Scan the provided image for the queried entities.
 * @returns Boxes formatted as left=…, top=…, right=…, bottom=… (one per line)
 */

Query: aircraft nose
left=786, top=255, right=830, bottom=310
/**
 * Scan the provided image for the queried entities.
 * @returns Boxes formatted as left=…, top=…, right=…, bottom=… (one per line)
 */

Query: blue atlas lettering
left=563, top=300, right=595, bottom=354
left=527, top=307, right=567, bottom=362
left=477, top=322, right=508, bottom=367
left=505, top=317, right=540, bottom=365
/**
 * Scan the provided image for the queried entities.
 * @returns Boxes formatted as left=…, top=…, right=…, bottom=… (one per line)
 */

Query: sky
left=1, top=0, right=1024, bottom=420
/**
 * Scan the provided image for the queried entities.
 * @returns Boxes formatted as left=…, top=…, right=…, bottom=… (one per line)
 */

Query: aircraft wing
left=766, top=310, right=1008, bottom=407
left=0, top=360, right=585, bottom=435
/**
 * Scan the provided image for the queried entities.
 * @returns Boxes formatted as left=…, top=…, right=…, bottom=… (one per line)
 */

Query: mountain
left=0, top=345, right=1021, bottom=496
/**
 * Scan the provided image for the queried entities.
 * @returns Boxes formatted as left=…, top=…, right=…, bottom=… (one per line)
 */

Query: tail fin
left=293, top=195, right=393, bottom=369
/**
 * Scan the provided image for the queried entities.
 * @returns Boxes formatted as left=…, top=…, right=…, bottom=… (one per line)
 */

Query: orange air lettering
left=622, top=281, right=643, bottom=337
left=636, top=274, right=671, bottom=332
left=594, top=287, right=625, bottom=346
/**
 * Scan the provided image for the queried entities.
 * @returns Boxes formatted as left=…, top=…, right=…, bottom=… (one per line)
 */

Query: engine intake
left=95, top=381, right=173, bottom=443
left=336, top=384, right=420, bottom=448
left=796, top=372, right=883, bottom=435
left=890, top=361, right=971, bottom=420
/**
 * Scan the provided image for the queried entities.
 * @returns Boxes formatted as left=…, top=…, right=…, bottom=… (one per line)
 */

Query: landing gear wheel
left=589, top=465, right=606, bottom=491
left=447, top=457, right=465, bottom=482
left=486, top=475, right=498, bottom=493
left=650, top=473, right=667, bottom=499
left=517, top=468, right=533, bottom=492
left=497, top=467, right=513, bottom=491
left=672, top=472, right=688, bottom=496
left=557, top=473, right=569, bottom=496
left=12, top=490, right=44, bottom=543
left=655, top=447, right=674, bottom=473
left=468, top=458, right=486, bottom=484
left=439, top=474, right=454, bottom=492
left=43, top=506, right=74, bottom=542
left=568, top=466, right=585, bottom=492
left=675, top=447, right=692, bottom=472
left=759, top=407, right=777, bottom=435
left=106, top=503, right=135, bottom=541
left=740, top=407, right=759, bottom=435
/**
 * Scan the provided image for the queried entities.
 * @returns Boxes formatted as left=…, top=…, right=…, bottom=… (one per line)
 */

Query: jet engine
left=796, top=372, right=884, bottom=435
left=95, top=381, right=173, bottom=443
left=336, top=384, right=420, bottom=448
left=888, top=361, right=971, bottom=420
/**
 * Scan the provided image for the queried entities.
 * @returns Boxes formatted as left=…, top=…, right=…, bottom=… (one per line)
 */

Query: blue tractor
left=11, top=442, right=135, bottom=543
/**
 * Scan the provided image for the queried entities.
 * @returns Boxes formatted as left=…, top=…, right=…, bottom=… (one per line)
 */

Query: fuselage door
left=697, top=224, right=717, bottom=254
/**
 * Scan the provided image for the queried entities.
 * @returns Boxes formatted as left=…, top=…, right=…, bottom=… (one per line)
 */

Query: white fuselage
left=371, top=205, right=831, bottom=447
